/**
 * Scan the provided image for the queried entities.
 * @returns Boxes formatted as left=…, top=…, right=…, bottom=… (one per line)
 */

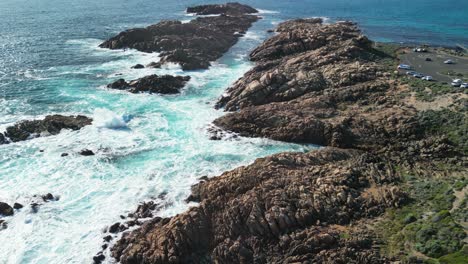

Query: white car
left=444, top=59, right=454, bottom=64
left=422, top=76, right=433, bottom=81
left=397, top=64, right=411, bottom=70
left=451, top=79, right=462, bottom=87
left=460, top=83, right=468, bottom=88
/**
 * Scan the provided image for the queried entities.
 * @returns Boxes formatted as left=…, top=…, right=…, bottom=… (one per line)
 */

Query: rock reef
left=108, top=17, right=467, bottom=264
left=213, top=19, right=421, bottom=154
left=0, top=115, right=92, bottom=144
left=99, top=3, right=259, bottom=70
left=186, top=2, right=258, bottom=16
left=107, top=75, right=191, bottom=94
left=112, top=148, right=405, bottom=263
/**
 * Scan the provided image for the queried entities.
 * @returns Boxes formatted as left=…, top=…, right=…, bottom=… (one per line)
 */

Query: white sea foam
left=92, top=108, right=128, bottom=129
left=0, top=29, right=314, bottom=264
left=257, top=9, right=280, bottom=14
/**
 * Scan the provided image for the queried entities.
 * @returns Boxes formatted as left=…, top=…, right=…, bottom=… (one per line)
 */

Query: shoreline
left=0, top=3, right=466, bottom=264
left=102, top=14, right=467, bottom=264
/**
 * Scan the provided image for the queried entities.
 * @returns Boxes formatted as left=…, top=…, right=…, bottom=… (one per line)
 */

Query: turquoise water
left=0, top=0, right=466, bottom=263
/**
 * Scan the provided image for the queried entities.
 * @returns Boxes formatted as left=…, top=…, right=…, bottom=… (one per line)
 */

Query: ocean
left=0, top=0, right=466, bottom=263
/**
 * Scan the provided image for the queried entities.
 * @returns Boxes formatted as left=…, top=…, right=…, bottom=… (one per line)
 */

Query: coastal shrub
left=418, top=109, right=468, bottom=154
left=376, top=171, right=466, bottom=261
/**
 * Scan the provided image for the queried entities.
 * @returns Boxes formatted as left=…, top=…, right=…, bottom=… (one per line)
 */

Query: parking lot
left=398, top=48, right=468, bottom=83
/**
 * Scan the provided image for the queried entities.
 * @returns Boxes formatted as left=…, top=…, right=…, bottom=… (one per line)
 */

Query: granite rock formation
left=1, top=115, right=92, bottom=143
left=107, top=75, right=191, bottom=94
left=112, top=148, right=405, bottom=263
left=99, top=4, right=259, bottom=70
left=107, top=17, right=467, bottom=264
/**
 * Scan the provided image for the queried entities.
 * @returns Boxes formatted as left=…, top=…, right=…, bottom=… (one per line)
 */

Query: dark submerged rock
left=99, top=4, right=259, bottom=70
left=79, top=149, right=95, bottom=156
left=13, top=203, right=23, bottom=210
left=0, top=133, right=5, bottom=144
left=93, top=253, right=105, bottom=264
left=109, top=222, right=122, bottom=233
left=30, top=203, right=40, bottom=213
left=0, top=220, right=7, bottom=230
left=107, top=75, right=190, bottom=94
left=3, top=115, right=92, bottom=143
left=131, top=64, right=144, bottom=69
left=61, top=153, right=69, bottom=157
left=146, top=61, right=162, bottom=68
left=42, top=193, right=57, bottom=202
left=0, top=202, right=14, bottom=216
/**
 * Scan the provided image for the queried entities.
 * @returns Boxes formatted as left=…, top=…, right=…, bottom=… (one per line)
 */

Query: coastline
left=98, top=9, right=467, bottom=264
left=0, top=2, right=467, bottom=263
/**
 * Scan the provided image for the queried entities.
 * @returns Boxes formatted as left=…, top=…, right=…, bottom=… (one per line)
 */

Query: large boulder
left=107, top=75, right=191, bottom=94
left=3, top=115, right=92, bottom=143
left=99, top=5, right=259, bottom=70
left=0, top=202, right=14, bottom=216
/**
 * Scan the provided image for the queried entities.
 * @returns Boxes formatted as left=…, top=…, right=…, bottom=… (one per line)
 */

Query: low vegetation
left=375, top=169, right=467, bottom=263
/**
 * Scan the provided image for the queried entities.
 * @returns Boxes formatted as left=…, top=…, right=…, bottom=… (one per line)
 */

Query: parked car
left=444, top=59, right=454, bottom=64
left=413, top=47, right=427, bottom=52
left=406, top=71, right=417, bottom=75
left=460, top=83, right=468, bottom=88
left=425, top=57, right=432, bottom=61
left=398, top=64, right=411, bottom=70
left=413, top=73, right=425, bottom=78
left=451, top=79, right=462, bottom=87
left=422, top=76, right=433, bottom=81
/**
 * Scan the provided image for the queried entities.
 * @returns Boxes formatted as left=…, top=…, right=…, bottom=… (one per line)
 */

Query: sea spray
left=92, top=108, right=129, bottom=129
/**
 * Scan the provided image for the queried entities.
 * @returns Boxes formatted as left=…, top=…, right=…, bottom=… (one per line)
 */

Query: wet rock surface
left=107, top=74, right=191, bottom=94
left=99, top=4, right=259, bottom=70
left=0, top=115, right=92, bottom=143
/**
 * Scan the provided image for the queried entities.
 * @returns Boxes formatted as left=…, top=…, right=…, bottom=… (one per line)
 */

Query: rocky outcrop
left=107, top=75, right=191, bottom=94
left=216, top=19, right=380, bottom=110
left=99, top=4, right=259, bottom=70
left=1, top=115, right=92, bottom=143
left=212, top=19, right=426, bottom=155
left=112, top=148, right=405, bottom=263
left=186, top=2, right=258, bottom=16
left=107, top=19, right=467, bottom=264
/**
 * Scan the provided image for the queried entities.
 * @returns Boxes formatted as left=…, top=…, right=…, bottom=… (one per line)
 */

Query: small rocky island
left=107, top=75, right=191, bottom=94
left=0, top=115, right=92, bottom=144
left=107, top=17, right=467, bottom=264
left=100, top=2, right=259, bottom=70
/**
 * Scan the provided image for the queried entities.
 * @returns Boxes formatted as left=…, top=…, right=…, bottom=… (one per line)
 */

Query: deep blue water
left=0, top=0, right=467, bottom=263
